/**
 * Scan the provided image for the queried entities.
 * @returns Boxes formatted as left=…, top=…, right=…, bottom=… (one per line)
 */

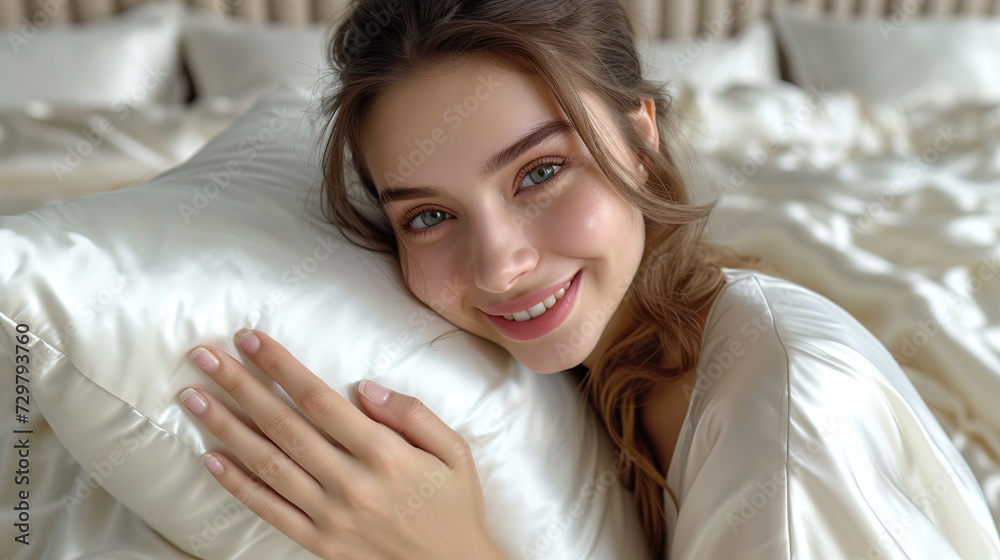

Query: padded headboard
left=0, top=0, right=997, bottom=39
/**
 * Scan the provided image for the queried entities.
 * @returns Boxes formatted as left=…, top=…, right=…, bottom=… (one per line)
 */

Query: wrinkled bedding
left=0, top=99, right=248, bottom=559
left=0, top=99, right=250, bottom=215
left=2, top=80, right=1000, bottom=557
left=678, top=82, right=1000, bottom=531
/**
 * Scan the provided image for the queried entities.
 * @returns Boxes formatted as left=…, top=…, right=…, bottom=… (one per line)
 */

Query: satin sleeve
left=664, top=271, right=1000, bottom=559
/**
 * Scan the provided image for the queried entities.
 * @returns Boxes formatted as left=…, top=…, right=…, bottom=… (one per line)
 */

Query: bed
left=2, top=0, right=1000, bottom=559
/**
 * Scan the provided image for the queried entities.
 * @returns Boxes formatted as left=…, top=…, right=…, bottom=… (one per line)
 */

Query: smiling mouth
left=498, top=278, right=573, bottom=322
left=482, top=269, right=582, bottom=341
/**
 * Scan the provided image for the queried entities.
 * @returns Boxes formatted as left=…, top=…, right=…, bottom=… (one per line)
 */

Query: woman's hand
left=179, top=328, right=505, bottom=560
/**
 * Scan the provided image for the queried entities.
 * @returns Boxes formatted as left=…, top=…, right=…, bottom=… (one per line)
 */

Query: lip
left=483, top=269, right=582, bottom=341
left=479, top=270, right=579, bottom=317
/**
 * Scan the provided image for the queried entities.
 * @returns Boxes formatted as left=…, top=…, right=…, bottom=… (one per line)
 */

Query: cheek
left=545, top=178, right=639, bottom=253
left=403, top=249, right=464, bottom=315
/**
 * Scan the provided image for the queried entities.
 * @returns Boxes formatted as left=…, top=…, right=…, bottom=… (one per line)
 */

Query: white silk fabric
left=0, top=84, right=650, bottom=560
left=663, top=269, right=1000, bottom=559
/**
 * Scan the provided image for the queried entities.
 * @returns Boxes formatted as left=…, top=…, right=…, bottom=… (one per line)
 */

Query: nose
left=472, top=209, right=539, bottom=294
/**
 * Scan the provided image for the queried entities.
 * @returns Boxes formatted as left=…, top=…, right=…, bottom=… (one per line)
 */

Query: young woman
left=178, top=0, right=1000, bottom=558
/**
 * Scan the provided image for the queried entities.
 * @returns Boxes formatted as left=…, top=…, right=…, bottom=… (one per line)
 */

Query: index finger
left=234, top=328, right=376, bottom=458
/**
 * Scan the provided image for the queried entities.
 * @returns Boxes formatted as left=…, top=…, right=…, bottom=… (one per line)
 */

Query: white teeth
left=500, top=276, right=574, bottom=322
left=526, top=301, right=547, bottom=318
left=511, top=310, right=532, bottom=321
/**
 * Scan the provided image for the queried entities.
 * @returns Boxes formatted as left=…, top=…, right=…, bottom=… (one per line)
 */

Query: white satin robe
left=662, top=269, right=1000, bottom=559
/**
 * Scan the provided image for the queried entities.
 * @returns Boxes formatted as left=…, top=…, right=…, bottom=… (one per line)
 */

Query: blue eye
left=409, top=208, right=449, bottom=230
left=519, top=163, right=562, bottom=189
left=398, top=156, right=571, bottom=237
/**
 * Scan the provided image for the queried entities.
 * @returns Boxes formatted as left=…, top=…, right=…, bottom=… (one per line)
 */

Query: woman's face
left=360, top=61, right=656, bottom=373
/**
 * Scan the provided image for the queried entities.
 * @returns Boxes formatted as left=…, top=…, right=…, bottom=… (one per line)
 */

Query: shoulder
left=668, top=269, right=1000, bottom=559
left=676, top=267, right=907, bottom=511
left=706, top=267, right=873, bottom=350
left=690, top=268, right=871, bottom=407
left=690, top=267, right=912, bottom=446
left=695, top=267, right=899, bottom=401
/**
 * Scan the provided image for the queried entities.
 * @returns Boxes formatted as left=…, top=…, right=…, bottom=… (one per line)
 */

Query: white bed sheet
left=678, top=81, right=1000, bottom=531
left=0, top=96, right=251, bottom=560
left=1, top=413, right=199, bottom=560
left=3, top=80, right=1000, bottom=557
left=0, top=98, right=252, bottom=215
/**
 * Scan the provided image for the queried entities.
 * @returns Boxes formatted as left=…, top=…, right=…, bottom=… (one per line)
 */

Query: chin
left=458, top=313, right=599, bottom=374
left=508, top=341, right=594, bottom=374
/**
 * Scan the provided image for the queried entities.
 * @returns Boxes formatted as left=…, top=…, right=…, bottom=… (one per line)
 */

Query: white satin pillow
left=638, top=19, right=780, bottom=92
left=774, top=6, right=1000, bottom=107
left=183, top=11, right=331, bottom=101
left=0, top=84, right=648, bottom=559
left=0, top=1, right=187, bottom=108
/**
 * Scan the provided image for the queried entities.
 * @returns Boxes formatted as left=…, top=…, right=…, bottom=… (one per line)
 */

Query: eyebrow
left=377, top=119, right=576, bottom=206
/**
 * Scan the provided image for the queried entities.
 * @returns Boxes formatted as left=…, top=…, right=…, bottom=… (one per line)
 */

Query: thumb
left=357, top=379, right=471, bottom=467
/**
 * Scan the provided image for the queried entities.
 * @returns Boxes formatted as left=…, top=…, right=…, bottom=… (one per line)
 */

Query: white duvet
left=679, top=82, right=1000, bottom=532
left=2, top=80, right=999, bottom=557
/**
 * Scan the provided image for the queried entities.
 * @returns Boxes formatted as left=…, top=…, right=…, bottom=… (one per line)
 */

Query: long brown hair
left=317, top=1, right=764, bottom=557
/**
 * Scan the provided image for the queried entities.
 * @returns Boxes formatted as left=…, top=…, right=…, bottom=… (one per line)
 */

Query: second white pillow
left=774, top=6, right=1000, bottom=108
left=183, top=10, right=332, bottom=101
left=0, top=1, right=187, bottom=108
left=638, top=19, right=780, bottom=92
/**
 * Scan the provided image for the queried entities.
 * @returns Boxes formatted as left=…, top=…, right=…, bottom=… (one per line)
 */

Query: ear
left=630, top=96, right=659, bottom=153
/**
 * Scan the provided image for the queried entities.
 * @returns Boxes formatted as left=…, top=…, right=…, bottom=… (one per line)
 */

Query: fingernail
left=180, top=387, right=209, bottom=414
left=236, top=329, right=261, bottom=354
left=190, top=347, right=219, bottom=373
left=202, top=453, right=224, bottom=476
left=359, top=379, right=390, bottom=405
